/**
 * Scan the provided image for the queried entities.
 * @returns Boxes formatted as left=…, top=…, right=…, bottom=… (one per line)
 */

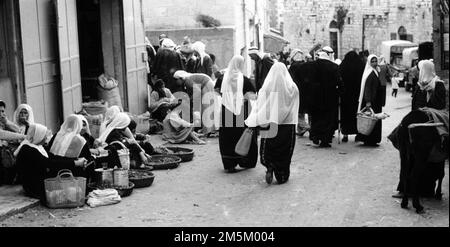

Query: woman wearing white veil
left=214, top=55, right=257, bottom=173
left=355, top=54, right=385, bottom=146
left=245, top=62, right=299, bottom=184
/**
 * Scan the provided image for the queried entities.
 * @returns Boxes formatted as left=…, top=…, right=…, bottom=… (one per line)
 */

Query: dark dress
left=16, top=145, right=76, bottom=202
left=261, top=124, right=296, bottom=183
left=309, top=59, right=342, bottom=144
left=152, top=49, right=185, bottom=93
left=194, top=55, right=214, bottom=77
left=47, top=135, right=95, bottom=181
left=254, top=55, right=274, bottom=91
left=288, top=60, right=309, bottom=114
left=411, top=80, right=446, bottom=111
left=356, top=71, right=385, bottom=144
left=339, top=51, right=364, bottom=135
left=215, top=75, right=258, bottom=170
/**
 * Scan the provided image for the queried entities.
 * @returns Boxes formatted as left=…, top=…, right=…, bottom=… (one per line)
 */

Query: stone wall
left=283, top=0, right=433, bottom=59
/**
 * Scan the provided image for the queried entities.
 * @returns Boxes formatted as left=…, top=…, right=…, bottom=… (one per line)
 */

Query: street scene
left=1, top=0, right=449, bottom=228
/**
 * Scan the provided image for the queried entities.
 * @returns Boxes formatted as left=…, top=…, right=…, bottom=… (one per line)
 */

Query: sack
left=1, top=146, right=16, bottom=169
left=235, top=128, right=254, bottom=156
left=79, top=110, right=103, bottom=139
left=82, top=101, right=108, bottom=116
left=97, top=74, right=122, bottom=109
left=44, top=169, right=86, bottom=208
left=86, top=188, right=121, bottom=208
left=357, top=107, right=379, bottom=136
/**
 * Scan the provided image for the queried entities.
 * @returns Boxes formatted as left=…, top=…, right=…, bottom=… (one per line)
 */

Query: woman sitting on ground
left=15, top=123, right=87, bottom=202
left=47, top=114, right=95, bottom=181
left=97, top=113, right=152, bottom=168
left=13, top=104, right=34, bottom=135
left=149, top=79, right=181, bottom=122
left=99, top=105, right=122, bottom=137
left=78, top=115, right=96, bottom=149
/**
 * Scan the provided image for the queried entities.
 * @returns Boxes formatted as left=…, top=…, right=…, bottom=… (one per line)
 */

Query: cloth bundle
left=86, top=189, right=121, bottom=208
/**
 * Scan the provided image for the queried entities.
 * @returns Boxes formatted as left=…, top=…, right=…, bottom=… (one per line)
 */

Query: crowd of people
left=1, top=34, right=447, bottom=207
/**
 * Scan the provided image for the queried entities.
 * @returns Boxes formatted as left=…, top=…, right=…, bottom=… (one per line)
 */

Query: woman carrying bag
left=355, top=54, right=386, bottom=146
left=245, top=62, right=299, bottom=185
left=215, top=55, right=258, bottom=173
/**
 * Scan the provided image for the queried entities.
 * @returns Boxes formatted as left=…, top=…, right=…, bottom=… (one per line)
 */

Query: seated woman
left=13, top=104, right=34, bottom=135
left=162, top=107, right=206, bottom=145
left=149, top=79, right=181, bottom=122
left=47, top=115, right=95, bottom=181
left=15, top=123, right=87, bottom=202
left=99, top=105, right=122, bottom=137
left=97, top=113, right=152, bottom=168
left=78, top=115, right=95, bottom=149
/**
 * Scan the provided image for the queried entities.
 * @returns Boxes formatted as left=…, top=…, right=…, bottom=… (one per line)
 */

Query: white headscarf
left=192, top=41, right=208, bottom=65
left=99, top=106, right=121, bottom=136
left=357, top=54, right=379, bottom=112
left=317, top=51, right=331, bottom=61
left=13, top=104, right=34, bottom=135
left=49, top=114, right=86, bottom=158
left=78, top=115, right=91, bottom=136
left=14, top=123, right=49, bottom=158
left=161, top=38, right=176, bottom=50
left=221, top=55, right=245, bottom=116
left=334, top=59, right=342, bottom=65
left=173, top=70, right=191, bottom=80
left=289, top=49, right=304, bottom=63
left=97, top=113, right=131, bottom=144
left=418, top=60, right=438, bottom=91
left=245, top=62, right=299, bottom=127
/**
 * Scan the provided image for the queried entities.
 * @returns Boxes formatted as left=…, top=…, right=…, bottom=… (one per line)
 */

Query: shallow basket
left=129, top=169, right=155, bottom=188
left=44, top=169, right=86, bottom=209
left=147, top=155, right=181, bottom=170
left=166, top=147, right=194, bottom=162
left=115, top=182, right=135, bottom=197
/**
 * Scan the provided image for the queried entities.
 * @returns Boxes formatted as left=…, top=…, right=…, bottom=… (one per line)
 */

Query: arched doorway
left=329, top=20, right=339, bottom=59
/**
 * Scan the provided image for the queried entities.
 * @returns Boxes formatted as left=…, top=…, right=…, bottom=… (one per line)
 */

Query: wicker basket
left=357, top=107, right=379, bottom=136
left=129, top=170, right=155, bottom=188
left=147, top=155, right=181, bottom=170
left=166, top=147, right=194, bottom=162
left=109, top=141, right=130, bottom=170
left=44, top=169, right=86, bottom=208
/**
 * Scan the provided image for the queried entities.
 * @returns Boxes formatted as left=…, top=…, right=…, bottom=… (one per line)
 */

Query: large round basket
left=129, top=169, right=155, bottom=188
left=357, top=113, right=379, bottom=136
left=147, top=155, right=181, bottom=170
left=166, top=147, right=194, bottom=162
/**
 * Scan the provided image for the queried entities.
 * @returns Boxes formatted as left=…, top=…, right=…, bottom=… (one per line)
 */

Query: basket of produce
left=129, top=169, right=155, bottom=188
left=146, top=155, right=181, bottom=170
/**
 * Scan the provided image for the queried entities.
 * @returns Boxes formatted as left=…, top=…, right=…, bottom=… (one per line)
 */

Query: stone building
left=283, top=0, right=433, bottom=59
left=432, top=0, right=449, bottom=78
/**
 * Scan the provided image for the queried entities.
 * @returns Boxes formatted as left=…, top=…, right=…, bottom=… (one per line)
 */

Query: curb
left=0, top=200, right=40, bottom=222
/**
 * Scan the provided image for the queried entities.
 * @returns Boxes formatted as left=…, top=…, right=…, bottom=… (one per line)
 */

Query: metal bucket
left=113, top=169, right=129, bottom=187
left=95, top=168, right=114, bottom=187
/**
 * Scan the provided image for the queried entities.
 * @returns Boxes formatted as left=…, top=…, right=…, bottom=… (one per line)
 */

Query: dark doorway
left=330, top=31, right=338, bottom=58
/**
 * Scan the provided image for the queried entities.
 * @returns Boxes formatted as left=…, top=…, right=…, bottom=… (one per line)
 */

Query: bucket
left=113, top=169, right=129, bottom=187
left=117, top=149, right=130, bottom=170
left=95, top=168, right=114, bottom=187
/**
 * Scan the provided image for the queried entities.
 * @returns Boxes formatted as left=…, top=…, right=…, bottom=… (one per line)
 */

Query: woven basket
left=357, top=107, right=379, bottom=136
left=44, top=169, right=86, bottom=208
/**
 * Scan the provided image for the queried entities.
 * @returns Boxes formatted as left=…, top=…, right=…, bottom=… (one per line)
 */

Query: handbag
left=235, top=128, right=254, bottom=156
left=1, top=146, right=16, bottom=169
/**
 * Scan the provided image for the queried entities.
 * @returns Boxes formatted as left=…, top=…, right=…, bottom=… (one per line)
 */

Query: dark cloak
left=152, top=49, right=185, bottom=93
left=289, top=61, right=317, bottom=114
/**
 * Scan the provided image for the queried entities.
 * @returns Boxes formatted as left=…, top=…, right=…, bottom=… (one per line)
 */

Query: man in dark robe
left=248, top=47, right=274, bottom=91
left=309, top=52, right=343, bottom=147
left=152, top=39, right=185, bottom=93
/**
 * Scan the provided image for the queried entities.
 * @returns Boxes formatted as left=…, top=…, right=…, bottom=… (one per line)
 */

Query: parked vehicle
left=380, top=40, right=418, bottom=88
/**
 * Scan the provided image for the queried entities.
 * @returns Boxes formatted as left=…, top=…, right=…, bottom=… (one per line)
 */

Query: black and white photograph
left=0, top=0, right=448, bottom=235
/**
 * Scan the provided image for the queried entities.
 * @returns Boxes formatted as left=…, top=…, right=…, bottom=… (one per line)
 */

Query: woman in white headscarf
left=97, top=113, right=152, bottom=168
left=15, top=123, right=86, bottom=201
left=411, top=60, right=446, bottom=111
left=355, top=54, right=385, bottom=146
left=191, top=41, right=213, bottom=77
left=173, top=70, right=216, bottom=136
left=13, top=104, right=34, bottom=135
left=246, top=62, right=299, bottom=184
left=78, top=115, right=95, bottom=149
left=214, top=55, right=257, bottom=173
left=48, top=115, right=94, bottom=178
left=99, top=105, right=121, bottom=137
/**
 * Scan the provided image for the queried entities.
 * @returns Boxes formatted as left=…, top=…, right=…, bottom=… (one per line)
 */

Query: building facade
left=283, top=0, right=433, bottom=59
left=0, top=0, right=148, bottom=132
left=432, top=0, right=449, bottom=78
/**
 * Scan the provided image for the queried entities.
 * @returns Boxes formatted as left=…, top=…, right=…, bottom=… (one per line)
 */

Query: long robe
left=193, top=55, right=214, bottom=77
left=309, top=59, right=342, bottom=144
left=412, top=80, right=446, bottom=111
left=355, top=71, right=385, bottom=144
left=215, top=75, right=257, bottom=170
left=152, top=49, right=185, bottom=93
left=339, top=52, right=364, bottom=135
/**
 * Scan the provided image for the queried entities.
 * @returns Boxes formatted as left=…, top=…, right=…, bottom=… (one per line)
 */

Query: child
left=391, top=76, right=399, bottom=98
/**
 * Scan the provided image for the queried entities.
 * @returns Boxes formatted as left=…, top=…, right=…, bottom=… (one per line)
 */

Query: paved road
left=2, top=85, right=448, bottom=227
